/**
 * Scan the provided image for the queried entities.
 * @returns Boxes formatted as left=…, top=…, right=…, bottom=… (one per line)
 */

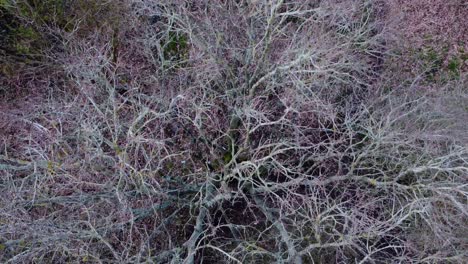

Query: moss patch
left=161, top=31, right=189, bottom=68
left=1, top=0, right=125, bottom=83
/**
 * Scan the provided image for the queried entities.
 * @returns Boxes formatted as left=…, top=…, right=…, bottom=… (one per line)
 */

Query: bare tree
left=1, top=0, right=466, bottom=263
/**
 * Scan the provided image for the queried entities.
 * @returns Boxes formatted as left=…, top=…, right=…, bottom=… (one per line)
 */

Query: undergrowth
left=0, top=0, right=467, bottom=263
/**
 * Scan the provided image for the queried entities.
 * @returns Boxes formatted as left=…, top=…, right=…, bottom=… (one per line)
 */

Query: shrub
left=0, top=0, right=466, bottom=263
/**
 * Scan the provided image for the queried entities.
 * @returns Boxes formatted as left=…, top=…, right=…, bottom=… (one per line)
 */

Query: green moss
left=14, top=25, right=37, bottom=39
left=12, top=25, right=41, bottom=54
left=421, top=48, right=444, bottom=67
left=425, top=50, right=438, bottom=62
left=1, top=0, right=123, bottom=80
left=1, top=1, right=62, bottom=57
left=447, top=59, right=460, bottom=72
left=223, top=151, right=232, bottom=164
left=14, top=43, right=30, bottom=54
left=162, top=31, right=189, bottom=66
left=416, top=44, right=467, bottom=82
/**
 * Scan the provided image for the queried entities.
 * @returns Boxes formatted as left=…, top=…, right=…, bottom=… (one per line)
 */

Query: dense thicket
left=1, top=1, right=467, bottom=263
